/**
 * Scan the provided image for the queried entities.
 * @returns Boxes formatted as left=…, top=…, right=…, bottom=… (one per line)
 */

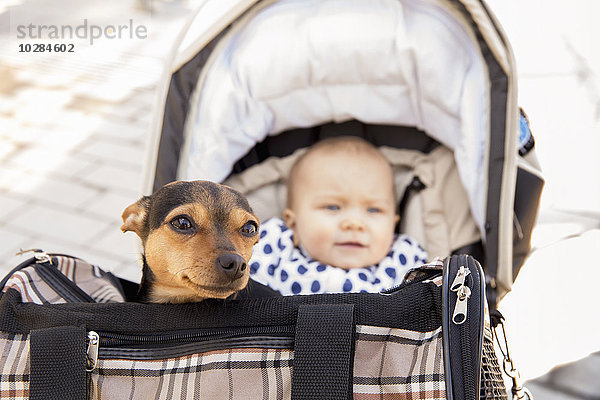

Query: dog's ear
left=121, top=196, right=150, bottom=238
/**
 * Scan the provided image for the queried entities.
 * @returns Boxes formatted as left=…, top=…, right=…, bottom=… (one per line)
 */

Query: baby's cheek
left=301, top=227, right=333, bottom=253
left=371, top=232, right=395, bottom=260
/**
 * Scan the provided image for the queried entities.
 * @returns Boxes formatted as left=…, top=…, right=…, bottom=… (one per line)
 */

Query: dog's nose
left=216, top=253, right=247, bottom=279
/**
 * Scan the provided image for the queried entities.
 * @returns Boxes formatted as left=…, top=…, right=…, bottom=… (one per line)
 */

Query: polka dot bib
left=249, top=218, right=428, bottom=295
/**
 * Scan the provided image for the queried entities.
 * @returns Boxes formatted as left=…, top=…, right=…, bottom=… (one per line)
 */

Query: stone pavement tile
left=13, top=66, right=80, bottom=89
left=6, top=153, right=97, bottom=185
left=113, top=62, right=164, bottom=90
left=9, top=173, right=101, bottom=209
left=89, top=118, right=149, bottom=143
left=50, top=109, right=105, bottom=134
left=66, top=95, right=119, bottom=117
left=70, top=94, right=138, bottom=120
left=0, top=140, right=17, bottom=159
left=93, top=122, right=150, bottom=144
left=0, top=164, right=31, bottom=192
left=6, top=146, right=67, bottom=172
left=88, top=225, right=141, bottom=271
left=111, top=260, right=142, bottom=284
left=85, top=190, right=138, bottom=222
left=94, top=93, right=155, bottom=124
left=71, top=79, right=140, bottom=104
left=18, top=126, right=94, bottom=152
left=0, top=227, right=31, bottom=258
left=0, top=115, right=20, bottom=136
left=0, top=93, right=13, bottom=114
left=4, top=203, right=110, bottom=245
left=41, top=154, right=98, bottom=181
left=3, top=123, right=70, bottom=145
left=0, top=252, right=27, bottom=279
left=77, top=159, right=144, bottom=195
left=7, top=146, right=92, bottom=176
left=0, top=192, right=30, bottom=219
left=0, top=227, right=35, bottom=278
left=76, top=136, right=146, bottom=169
left=11, top=88, right=73, bottom=126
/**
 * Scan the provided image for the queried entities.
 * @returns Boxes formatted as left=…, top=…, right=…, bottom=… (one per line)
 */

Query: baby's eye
left=324, top=205, right=340, bottom=211
left=367, top=207, right=382, bottom=213
left=170, top=216, right=194, bottom=232
left=240, top=221, right=258, bottom=237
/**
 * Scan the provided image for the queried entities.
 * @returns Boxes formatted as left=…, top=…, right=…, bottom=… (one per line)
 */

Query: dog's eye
left=170, top=216, right=194, bottom=232
left=240, top=221, right=258, bottom=236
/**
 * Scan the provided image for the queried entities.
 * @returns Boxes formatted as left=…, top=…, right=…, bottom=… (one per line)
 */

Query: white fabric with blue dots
left=249, top=218, right=428, bottom=295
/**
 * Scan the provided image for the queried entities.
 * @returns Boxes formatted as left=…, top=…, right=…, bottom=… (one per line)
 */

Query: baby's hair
left=286, top=136, right=395, bottom=208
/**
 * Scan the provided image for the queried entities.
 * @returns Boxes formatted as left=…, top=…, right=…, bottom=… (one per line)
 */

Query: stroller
left=0, top=1, right=541, bottom=397
left=143, top=0, right=544, bottom=307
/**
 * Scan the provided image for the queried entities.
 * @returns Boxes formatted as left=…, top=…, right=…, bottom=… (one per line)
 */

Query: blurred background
left=1, top=0, right=599, bottom=397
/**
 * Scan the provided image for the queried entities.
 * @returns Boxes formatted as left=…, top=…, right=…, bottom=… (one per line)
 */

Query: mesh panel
left=480, top=333, right=508, bottom=400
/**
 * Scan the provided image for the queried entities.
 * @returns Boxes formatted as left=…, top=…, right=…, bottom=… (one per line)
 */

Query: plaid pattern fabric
left=2, top=256, right=125, bottom=304
left=403, top=257, right=444, bottom=286
left=90, top=348, right=293, bottom=400
left=0, top=333, right=30, bottom=400
left=88, top=325, right=444, bottom=400
left=354, top=325, right=446, bottom=400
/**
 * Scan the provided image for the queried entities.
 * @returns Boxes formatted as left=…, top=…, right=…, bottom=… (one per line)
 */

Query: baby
left=249, top=136, right=427, bottom=295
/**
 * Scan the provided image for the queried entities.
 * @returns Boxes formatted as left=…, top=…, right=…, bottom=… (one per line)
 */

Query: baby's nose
left=340, top=215, right=365, bottom=231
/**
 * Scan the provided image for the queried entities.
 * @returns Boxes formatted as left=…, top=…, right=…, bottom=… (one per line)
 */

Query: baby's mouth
left=336, top=241, right=366, bottom=248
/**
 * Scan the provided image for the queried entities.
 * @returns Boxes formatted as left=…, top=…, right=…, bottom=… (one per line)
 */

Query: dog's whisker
left=174, top=267, right=196, bottom=276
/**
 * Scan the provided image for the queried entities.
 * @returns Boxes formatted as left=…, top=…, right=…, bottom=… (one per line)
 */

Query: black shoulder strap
left=291, top=304, right=355, bottom=400
left=30, top=326, right=87, bottom=400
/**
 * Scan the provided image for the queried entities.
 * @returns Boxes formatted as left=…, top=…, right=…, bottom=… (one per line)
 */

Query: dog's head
left=121, top=180, right=259, bottom=303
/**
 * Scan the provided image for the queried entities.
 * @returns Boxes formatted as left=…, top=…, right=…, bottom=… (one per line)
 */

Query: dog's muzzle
left=216, top=253, right=247, bottom=280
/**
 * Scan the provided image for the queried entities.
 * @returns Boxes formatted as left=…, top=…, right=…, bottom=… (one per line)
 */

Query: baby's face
left=284, top=151, right=398, bottom=270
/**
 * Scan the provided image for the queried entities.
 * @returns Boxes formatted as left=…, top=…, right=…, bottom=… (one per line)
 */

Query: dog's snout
left=216, top=253, right=247, bottom=278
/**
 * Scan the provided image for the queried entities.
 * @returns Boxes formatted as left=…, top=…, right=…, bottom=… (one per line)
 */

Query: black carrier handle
left=291, top=304, right=356, bottom=400
left=29, top=326, right=88, bottom=400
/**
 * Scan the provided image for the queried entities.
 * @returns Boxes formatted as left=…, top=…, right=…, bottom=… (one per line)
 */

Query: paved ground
left=0, top=0, right=196, bottom=283
left=1, top=0, right=599, bottom=397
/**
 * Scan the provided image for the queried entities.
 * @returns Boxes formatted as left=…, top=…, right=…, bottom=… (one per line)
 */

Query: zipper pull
left=15, top=248, right=53, bottom=265
left=86, top=331, right=100, bottom=372
left=450, top=265, right=470, bottom=291
left=451, top=266, right=471, bottom=325
left=452, top=285, right=471, bottom=324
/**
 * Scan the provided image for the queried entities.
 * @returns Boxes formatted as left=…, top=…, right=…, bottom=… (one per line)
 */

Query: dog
left=121, top=180, right=260, bottom=303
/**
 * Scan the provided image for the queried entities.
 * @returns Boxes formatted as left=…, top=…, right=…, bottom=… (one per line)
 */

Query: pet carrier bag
left=143, top=0, right=544, bottom=307
left=0, top=250, right=511, bottom=399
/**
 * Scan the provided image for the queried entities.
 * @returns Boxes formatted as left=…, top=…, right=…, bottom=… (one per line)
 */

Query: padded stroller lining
left=180, top=0, right=490, bottom=233
left=223, top=145, right=480, bottom=259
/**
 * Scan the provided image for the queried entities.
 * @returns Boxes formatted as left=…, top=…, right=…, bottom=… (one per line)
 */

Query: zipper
left=380, top=265, right=443, bottom=295
left=457, top=257, right=476, bottom=400
left=86, top=325, right=296, bottom=367
left=34, top=262, right=96, bottom=302
left=5, top=249, right=96, bottom=302
left=451, top=266, right=471, bottom=325
left=442, top=254, right=485, bottom=400
left=1, top=249, right=51, bottom=289
left=86, top=331, right=100, bottom=372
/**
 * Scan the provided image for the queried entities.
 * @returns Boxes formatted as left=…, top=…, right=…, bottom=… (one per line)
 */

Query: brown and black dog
left=121, top=180, right=260, bottom=303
